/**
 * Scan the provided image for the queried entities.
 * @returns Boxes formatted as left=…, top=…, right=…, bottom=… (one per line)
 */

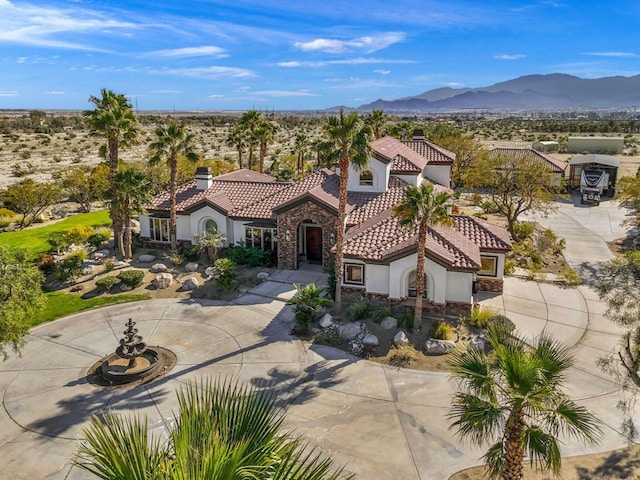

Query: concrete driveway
left=0, top=195, right=635, bottom=479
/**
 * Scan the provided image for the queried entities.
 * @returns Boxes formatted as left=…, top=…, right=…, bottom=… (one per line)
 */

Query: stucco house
left=140, top=136, right=512, bottom=312
left=488, top=147, right=567, bottom=188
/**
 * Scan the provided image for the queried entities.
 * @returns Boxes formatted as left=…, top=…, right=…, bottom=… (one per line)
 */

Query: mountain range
left=356, top=73, right=640, bottom=112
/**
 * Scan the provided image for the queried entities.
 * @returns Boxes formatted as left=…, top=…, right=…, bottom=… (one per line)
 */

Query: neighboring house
left=532, top=140, right=559, bottom=153
left=567, top=136, right=624, bottom=154
left=140, top=136, right=512, bottom=313
left=488, top=147, right=567, bottom=188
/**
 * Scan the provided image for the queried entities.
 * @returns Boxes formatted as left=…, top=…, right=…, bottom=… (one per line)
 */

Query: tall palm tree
left=393, top=183, right=452, bottom=330
left=75, top=377, right=352, bottom=480
left=109, top=168, right=151, bottom=260
left=84, top=89, right=139, bottom=257
left=255, top=120, right=276, bottom=173
left=323, top=108, right=372, bottom=317
left=294, top=132, right=309, bottom=174
left=148, top=122, right=199, bottom=250
left=448, top=325, right=601, bottom=480
left=225, top=124, right=246, bottom=169
left=239, top=109, right=262, bottom=170
left=364, top=109, right=387, bottom=139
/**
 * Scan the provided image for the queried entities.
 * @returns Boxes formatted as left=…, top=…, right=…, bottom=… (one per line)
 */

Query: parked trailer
left=568, top=154, right=620, bottom=207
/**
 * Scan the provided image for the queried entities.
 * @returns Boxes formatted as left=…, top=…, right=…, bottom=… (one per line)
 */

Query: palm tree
left=194, top=229, right=226, bottom=263
left=293, top=132, right=309, bottom=174
left=84, top=89, right=139, bottom=257
left=448, top=325, right=601, bottom=480
left=239, top=109, right=262, bottom=170
left=148, top=122, right=199, bottom=250
left=225, top=124, right=246, bottom=169
left=255, top=120, right=276, bottom=173
left=364, top=109, right=387, bottom=139
left=109, top=168, right=151, bottom=260
left=323, top=108, right=372, bottom=317
left=393, top=183, right=453, bottom=330
left=75, top=377, right=352, bottom=480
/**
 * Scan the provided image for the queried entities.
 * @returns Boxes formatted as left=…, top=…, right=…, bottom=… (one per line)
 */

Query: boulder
left=184, top=262, right=199, bottom=272
left=182, top=277, right=199, bottom=291
left=92, top=249, right=111, bottom=260
left=380, top=316, right=398, bottom=330
left=424, top=338, right=456, bottom=355
left=153, top=272, right=173, bottom=289
left=257, top=271, right=270, bottom=281
left=394, top=331, right=409, bottom=347
left=138, top=254, right=156, bottom=263
left=319, top=313, right=333, bottom=328
left=81, top=264, right=95, bottom=276
left=338, top=322, right=363, bottom=341
left=150, top=263, right=168, bottom=273
left=205, top=266, right=217, bottom=277
left=120, top=284, right=133, bottom=292
left=362, top=334, right=379, bottom=347
left=469, top=336, right=487, bottom=351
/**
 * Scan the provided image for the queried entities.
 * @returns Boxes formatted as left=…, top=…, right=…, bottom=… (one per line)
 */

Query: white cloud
left=208, top=94, right=225, bottom=98
left=146, top=46, right=228, bottom=58
left=374, top=69, right=390, bottom=75
left=278, top=57, right=416, bottom=68
left=0, top=90, right=18, bottom=96
left=584, top=51, right=637, bottom=57
left=494, top=54, right=526, bottom=60
left=150, top=66, right=255, bottom=79
left=251, top=90, right=318, bottom=97
left=277, top=61, right=302, bottom=67
left=294, top=32, right=405, bottom=54
left=44, top=90, right=64, bottom=95
left=16, top=56, right=26, bottom=63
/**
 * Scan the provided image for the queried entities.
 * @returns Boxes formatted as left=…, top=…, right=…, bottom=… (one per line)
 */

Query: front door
left=306, top=227, right=322, bottom=263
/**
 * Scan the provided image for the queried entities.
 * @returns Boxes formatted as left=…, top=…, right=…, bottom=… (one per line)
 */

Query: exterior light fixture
left=285, top=230, right=290, bottom=241
left=330, top=232, right=335, bottom=244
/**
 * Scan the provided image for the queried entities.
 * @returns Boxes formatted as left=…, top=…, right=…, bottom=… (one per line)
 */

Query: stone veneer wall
left=276, top=201, right=337, bottom=270
left=476, top=277, right=504, bottom=293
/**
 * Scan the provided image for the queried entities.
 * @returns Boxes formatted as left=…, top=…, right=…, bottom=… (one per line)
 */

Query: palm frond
left=449, top=393, right=506, bottom=446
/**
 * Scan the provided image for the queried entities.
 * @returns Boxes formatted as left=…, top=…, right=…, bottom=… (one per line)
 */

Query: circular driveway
left=0, top=196, right=635, bottom=479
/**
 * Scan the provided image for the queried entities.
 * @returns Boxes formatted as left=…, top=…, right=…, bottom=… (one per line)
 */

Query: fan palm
left=225, top=124, right=247, bottom=170
left=84, top=89, right=139, bottom=257
left=255, top=120, right=276, bottom=173
left=75, top=377, right=352, bottom=480
left=448, top=325, right=602, bottom=480
left=148, top=122, right=199, bottom=250
left=364, top=109, right=387, bottom=139
left=239, top=109, right=262, bottom=169
left=294, top=132, right=309, bottom=174
left=393, top=183, right=452, bottom=330
left=323, top=108, right=372, bottom=317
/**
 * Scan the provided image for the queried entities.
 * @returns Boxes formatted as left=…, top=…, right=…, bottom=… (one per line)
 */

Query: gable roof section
left=339, top=208, right=481, bottom=270
left=401, top=140, right=455, bottom=165
left=346, top=176, right=408, bottom=226
left=371, top=136, right=432, bottom=172
left=452, top=215, right=512, bottom=251
left=488, top=148, right=567, bottom=173
left=214, top=169, right=277, bottom=182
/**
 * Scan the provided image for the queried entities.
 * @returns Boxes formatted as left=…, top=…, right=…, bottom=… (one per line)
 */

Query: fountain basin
left=101, top=347, right=162, bottom=384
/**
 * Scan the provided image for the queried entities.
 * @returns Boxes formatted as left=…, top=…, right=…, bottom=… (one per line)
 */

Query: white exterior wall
left=139, top=214, right=150, bottom=238
left=347, top=157, right=390, bottom=193
left=567, top=137, right=624, bottom=154
left=394, top=173, right=421, bottom=187
left=446, top=271, right=474, bottom=303
left=176, top=215, right=191, bottom=242
left=365, top=264, right=390, bottom=295
left=188, top=206, right=228, bottom=244
left=232, top=220, right=250, bottom=245
left=388, top=254, right=447, bottom=303
left=424, top=165, right=451, bottom=188
left=478, top=252, right=506, bottom=280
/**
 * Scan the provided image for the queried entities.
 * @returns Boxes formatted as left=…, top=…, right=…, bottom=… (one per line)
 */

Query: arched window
left=408, top=270, right=428, bottom=298
left=204, top=219, right=218, bottom=234
left=359, top=169, right=373, bottom=186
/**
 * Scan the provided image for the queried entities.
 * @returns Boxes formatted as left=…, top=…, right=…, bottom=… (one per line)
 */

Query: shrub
left=503, top=259, right=515, bottom=276
left=227, top=244, right=269, bottom=267
left=95, top=275, right=119, bottom=292
left=388, top=344, right=419, bottom=368
left=488, top=315, right=515, bottom=335
left=326, top=256, right=336, bottom=299
left=36, top=252, right=56, bottom=274
left=512, top=222, right=534, bottom=240
left=473, top=212, right=488, bottom=220
left=169, top=251, right=184, bottom=266
left=48, top=231, right=72, bottom=254
left=536, top=228, right=557, bottom=252
left=559, top=268, right=581, bottom=286
left=399, top=308, right=414, bottom=330
left=118, top=269, right=144, bottom=288
left=432, top=320, right=454, bottom=340
left=288, top=283, right=332, bottom=333
left=346, top=296, right=371, bottom=321
left=470, top=193, right=483, bottom=206
left=526, top=263, right=545, bottom=281
left=214, top=258, right=236, bottom=291
left=66, top=224, right=94, bottom=245
left=0, top=207, right=16, bottom=217
left=529, top=251, right=542, bottom=265
left=481, top=201, right=498, bottom=214
left=466, top=305, right=497, bottom=329
left=103, top=259, right=116, bottom=272
left=87, top=227, right=111, bottom=249
left=55, top=251, right=84, bottom=281
left=372, top=306, right=392, bottom=324
left=313, top=326, right=341, bottom=346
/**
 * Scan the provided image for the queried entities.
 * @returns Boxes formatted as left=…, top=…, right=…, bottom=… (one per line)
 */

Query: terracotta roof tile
left=214, top=169, right=278, bottom=182
left=372, top=136, right=430, bottom=171
left=346, top=177, right=408, bottom=226
left=390, top=154, right=421, bottom=173
left=401, top=140, right=455, bottom=165
left=488, top=148, right=567, bottom=173
left=452, top=215, right=512, bottom=251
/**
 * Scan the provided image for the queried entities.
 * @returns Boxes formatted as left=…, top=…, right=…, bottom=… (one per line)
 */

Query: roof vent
left=412, top=129, right=425, bottom=141
left=195, top=167, right=212, bottom=190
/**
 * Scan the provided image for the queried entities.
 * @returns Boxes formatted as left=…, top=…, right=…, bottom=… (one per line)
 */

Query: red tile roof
left=488, top=148, right=567, bottom=173
left=346, top=176, right=408, bottom=226
left=214, top=169, right=278, bottom=182
left=452, top=215, right=512, bottom=251
left=401, top=140, right=455, bottom=165
left=371, top=136, right=430, bottom=172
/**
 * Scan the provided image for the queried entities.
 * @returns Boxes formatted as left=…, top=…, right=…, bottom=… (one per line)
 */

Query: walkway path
left=0, top=195, right=635, bottom=479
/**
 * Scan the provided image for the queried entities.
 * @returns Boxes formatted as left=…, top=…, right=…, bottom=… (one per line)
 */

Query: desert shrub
left=503, top=259, right=515, bottom=275
left=65, top=224, right=94, bottom=245
left=512, top=222, right=534, bottom=240
left=288, top=283, right=332, bottom=333
left=55, top=251, right=84, bottom=281
left=103, top=259, right=116, bottom=272
left=481, top=201, right=498, bottom=214
left=227, top=244, right=269, bottom=267
left=432, top=320, right=454, bottom=340
left=526, top=263, right=545, bottom=281
left=528, top=251, right=542, bottom=265
left=399, top=308, right=414, bottom=330
left=95, top=275, right=119, bottom=292
left=473, top=212, right=488, bottom=220
left=36, top=252, right=56, bottom=274
left=214, top=258, right=236, bottom=291
left=0, top=217, right=12, bottom=228
left=178, top=244, right=200, bottom=261
left=470, top=193, right=483, bottom=206
left=536, top=228, right=556, bottom=252
left=313, top=326, right=341, bottom=346
left=346, top=296, right=371, bottom=321
left=372, top=306, right=392, bottom=324
left=388, top=344, right=419, bottom=368
left=559, top=268, right=581, bottom=286
left=87, top=227, right=111, bottom=249
left=118, top=269, right=144, bottom=288
left=552, top=237, right=566, bottom=254
left=488, top=315, right=515, bottom=335
left=48, top=231, right=72, bottom=254
left=466, top=305, right=497, bottom=328
left=169, top=251, right=184, bottom=266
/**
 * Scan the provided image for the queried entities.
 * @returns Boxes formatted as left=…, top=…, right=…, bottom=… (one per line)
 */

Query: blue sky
left=1, top=0, right=639, bottom=111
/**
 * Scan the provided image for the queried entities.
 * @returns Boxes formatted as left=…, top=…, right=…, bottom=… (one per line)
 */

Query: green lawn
left=33, top=291, right=151, bottom=326
left=0, top=210, right=111, bottom=257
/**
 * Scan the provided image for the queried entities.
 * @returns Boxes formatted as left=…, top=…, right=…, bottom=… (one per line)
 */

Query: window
left=344, top=263, right=364, bottom=285
left=204, top=219, right=218, bottom=233
left=479, top=256, right=498, bottom=277
left=359, top=169, right=373, bottom=186
left=244, top=226, right=278, bottom=251
left=407, top=270, right=428, bottom=298
left=149, top=217, right=170, bottom=242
